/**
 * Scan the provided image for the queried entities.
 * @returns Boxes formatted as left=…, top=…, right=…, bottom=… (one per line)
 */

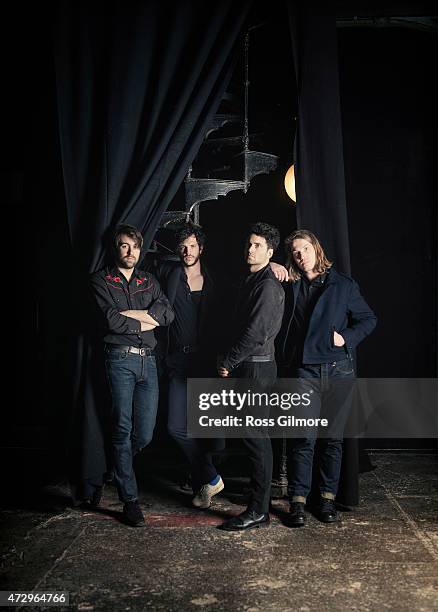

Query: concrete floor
left=1, top=452, right=437, bottom=611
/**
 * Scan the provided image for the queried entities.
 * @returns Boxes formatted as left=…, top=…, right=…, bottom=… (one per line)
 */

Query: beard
left=181, top=254, right=200, bottom=267
left=117, top=256, right=137, bottom=269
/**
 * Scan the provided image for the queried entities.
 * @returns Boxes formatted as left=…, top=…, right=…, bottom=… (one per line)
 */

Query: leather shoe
left=319, top=498, right=338, bottom=523
left=287, top=501, right=306, bottom=527
left=123, top=500, right=145, bottom=527
left=219, top=509, right=270, bottom=531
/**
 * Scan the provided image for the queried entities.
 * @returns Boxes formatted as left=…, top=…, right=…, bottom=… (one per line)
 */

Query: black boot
left=288, top=501, right=306, bottom=527
left=123, top=500, right=145, bottom=527
left=318, top=498, right=338, bottom=523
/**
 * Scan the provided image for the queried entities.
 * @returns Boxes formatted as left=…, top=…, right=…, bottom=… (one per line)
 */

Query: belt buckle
left=182, top=346, right=190, bottom=354
left=139, top=348, right=146, bottom=357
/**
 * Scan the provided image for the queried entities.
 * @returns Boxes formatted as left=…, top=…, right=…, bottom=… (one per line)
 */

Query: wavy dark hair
left=284, top=229, right=333, bottom=281
left=175, top=223, right=206, bottom=250
left=248, top=222, right=280, bottom=251
left=113, top=224, right=143, bottom=251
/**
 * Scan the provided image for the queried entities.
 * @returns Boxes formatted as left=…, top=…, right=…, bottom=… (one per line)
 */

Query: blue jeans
left=167, top=352, right=224, bottom=491
left=287, top=357, right=355, bottom=501
left=105, top=346, right=159, bottom=503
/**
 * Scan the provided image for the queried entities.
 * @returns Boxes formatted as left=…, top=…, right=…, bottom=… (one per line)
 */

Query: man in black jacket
left=90, top=224, right=174, bottom=527
left=218, top=222, right=285, bottom=531
left=276, top=229, right=377, bottom=526
left=155, top=224, right=225, bottom=509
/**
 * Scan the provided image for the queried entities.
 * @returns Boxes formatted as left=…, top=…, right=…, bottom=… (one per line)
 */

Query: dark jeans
left=234, top=360, right=276, bottom=514
left=167, top=352, right=224, bottom=491
left=287, top=357, right=355, bottom=501
left=105, top=346, right=159, bottom=503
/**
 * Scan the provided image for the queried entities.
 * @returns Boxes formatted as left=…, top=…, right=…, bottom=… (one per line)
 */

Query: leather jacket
left=221, top=264, right=285, bottom=372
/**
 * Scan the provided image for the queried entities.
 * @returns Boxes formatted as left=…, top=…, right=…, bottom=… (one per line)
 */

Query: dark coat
left=277, top=268, right=377, bottom=365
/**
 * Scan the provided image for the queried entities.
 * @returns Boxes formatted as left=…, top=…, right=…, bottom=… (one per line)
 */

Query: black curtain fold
left=56, top=0, right=251, bottom=271
left=288, top=2, right=350, bottom=274
left=54, top=0, right=251, bottom=494
left=288, top=2, right=360, bottom=505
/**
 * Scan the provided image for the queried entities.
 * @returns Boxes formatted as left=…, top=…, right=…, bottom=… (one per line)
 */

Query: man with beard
left=218, top=222, right=285, bottom=531
left=155, top=224, right=226, bottom=509
left=90, top=224, right=174, bottom=527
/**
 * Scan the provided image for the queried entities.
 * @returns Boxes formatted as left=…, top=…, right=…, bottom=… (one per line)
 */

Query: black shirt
left=154, top=260, right=226, bottom=360
left=90, top=265, right=174, bottom=348
left=285, top=273, right=327, bottom=366
left=170, top=271, right=202, bottom=350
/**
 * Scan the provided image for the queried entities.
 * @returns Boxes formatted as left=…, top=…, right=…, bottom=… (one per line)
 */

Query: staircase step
left=159, top=211, right=191, bottom=228
left=202, top=133, right=263, bottom=150
left=205, top=114, right=242, bottom=139
left=238, top=150, right=279, bottom=183
left=185, top=178, right=247, bottom=210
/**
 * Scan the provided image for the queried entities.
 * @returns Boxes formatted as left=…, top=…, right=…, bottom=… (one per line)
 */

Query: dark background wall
left=5, top=5, right=437, bottom=462
left=339, top=26, right=436, bottom=378
left=163, top=13, right=437, bottom=382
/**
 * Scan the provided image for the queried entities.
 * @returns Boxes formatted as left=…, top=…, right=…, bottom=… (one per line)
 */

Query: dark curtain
left=288, top=3, right=350, bottom=273
left=288, top=2, right=361, bottom=506
left=54, top=0, right=251, bottom=497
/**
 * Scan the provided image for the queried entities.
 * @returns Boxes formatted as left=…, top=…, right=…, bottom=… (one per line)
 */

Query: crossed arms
left=119, top=310, right=158, bottom=331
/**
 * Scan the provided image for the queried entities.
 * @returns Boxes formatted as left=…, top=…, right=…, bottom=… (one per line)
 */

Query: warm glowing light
left=284, top=164, right=296, bottom=202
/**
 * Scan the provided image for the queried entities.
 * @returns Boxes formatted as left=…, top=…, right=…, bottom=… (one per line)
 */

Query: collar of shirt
left=302, top=271, right=327, bottom=287
left=108, top=265, right=141, bottom=286
left=245, top=262, right=270, bottom=285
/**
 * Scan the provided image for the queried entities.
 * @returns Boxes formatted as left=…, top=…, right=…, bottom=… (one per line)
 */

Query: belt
left=174, top=345, right=199, bottom=354
left=243, top=354, right=274, bottom=363
left=105, top=344, right=153, bottom=357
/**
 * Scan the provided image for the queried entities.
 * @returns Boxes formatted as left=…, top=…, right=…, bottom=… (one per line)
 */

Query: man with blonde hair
left=277, top=229, right=377, bottom=526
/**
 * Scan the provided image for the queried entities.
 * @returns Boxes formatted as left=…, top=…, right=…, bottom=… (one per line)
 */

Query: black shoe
left=79, top=485, right=103, bottom=510
left=89, top=485, right=104, bottom=509
left=319, top=498, right=338, bottom=523
left=287, top=501, right=306, bottom=527
left=219, top=509, right=270, bottom=531
left=123, top=501, right=145, bottom=527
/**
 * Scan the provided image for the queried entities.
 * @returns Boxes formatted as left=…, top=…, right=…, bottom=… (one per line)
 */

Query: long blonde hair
left=285, top=230, right=333, bottom=282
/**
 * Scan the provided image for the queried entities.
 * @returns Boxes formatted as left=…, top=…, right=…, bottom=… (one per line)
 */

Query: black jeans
left=234, top=360, right=277, bottom=514
left=167, top=352, right=224, bottom=491
left=287, top=357, right=355, bottom=501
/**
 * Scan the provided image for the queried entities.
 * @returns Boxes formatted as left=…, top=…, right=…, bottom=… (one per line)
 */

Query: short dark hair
left=174, top=223, right=206, bottom=251
left=248, top=222, right=280, bottom=251
left=113, top=224, right=143, bottom=251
